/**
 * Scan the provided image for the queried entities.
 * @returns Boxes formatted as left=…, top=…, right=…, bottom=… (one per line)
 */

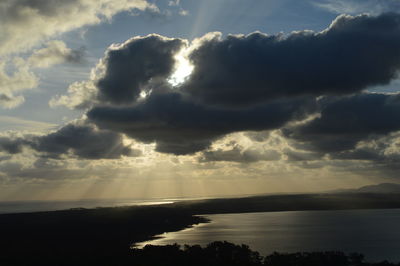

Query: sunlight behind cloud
left=167, top=47, right=194, bottom=87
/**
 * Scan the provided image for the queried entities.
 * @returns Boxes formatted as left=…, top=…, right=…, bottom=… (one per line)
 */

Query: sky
left=1, top=0, right=400, bottom=201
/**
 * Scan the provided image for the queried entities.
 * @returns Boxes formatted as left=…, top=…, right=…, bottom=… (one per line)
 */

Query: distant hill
left=332, top=183, right=400, bottom=194
left=356, top=183, right=400, bottom=193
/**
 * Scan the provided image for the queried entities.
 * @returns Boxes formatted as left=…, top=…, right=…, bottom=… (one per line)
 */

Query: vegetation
left=2, top=241, right=399, bottom=266
left=130, top=242, right=400, bottom=266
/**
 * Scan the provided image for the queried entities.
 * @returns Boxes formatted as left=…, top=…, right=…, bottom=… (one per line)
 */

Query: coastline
left=2, top=192, right=400, bottom=263
left=132, top=217, right=211, bottom=248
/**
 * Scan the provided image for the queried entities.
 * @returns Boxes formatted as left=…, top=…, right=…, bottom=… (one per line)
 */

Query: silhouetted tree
left=129, top=242, right=399, bottom=266
left=130, top=241, right=263, bottom=266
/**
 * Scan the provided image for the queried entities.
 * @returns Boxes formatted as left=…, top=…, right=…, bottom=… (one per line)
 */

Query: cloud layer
left=2, top=12, right=400, bottom=184
left=285, top=93, right=400, bottom=153
left=88, top=92, right=314, bottom=154
left=52, top=12, right=400, bottom=159
left=0, top=123, right=140, bottom=159
left=182, top=13, right=400, bottom=106
left=59, top=13, right=400, bottom=109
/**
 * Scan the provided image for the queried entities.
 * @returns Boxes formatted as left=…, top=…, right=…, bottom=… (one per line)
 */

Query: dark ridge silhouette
left=2, top=193, right=400, bottom=265
left=356, top=183, right=400, bottom=193
left=330, top=183, right=400, bottom=194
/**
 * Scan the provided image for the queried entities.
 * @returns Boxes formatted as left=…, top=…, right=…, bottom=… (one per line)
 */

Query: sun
left=168, top=48, right=194, bottom=87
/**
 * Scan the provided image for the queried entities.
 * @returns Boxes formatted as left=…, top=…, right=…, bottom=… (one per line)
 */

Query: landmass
left=2, top=192, right=400, bottom=265
left=332, top=183, right=400, bottom=194
left=131, top=241, right=399, bottom=266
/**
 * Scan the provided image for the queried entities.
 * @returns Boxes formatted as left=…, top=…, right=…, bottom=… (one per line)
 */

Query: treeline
left=130, top=241, right=398, bottom=266
left=2, top=241, right=398, bottom=266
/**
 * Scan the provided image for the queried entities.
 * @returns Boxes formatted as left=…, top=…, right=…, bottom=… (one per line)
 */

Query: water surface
left=0, top=198, right=176, bottom=214
left=137, top=209, right=400, bottom=262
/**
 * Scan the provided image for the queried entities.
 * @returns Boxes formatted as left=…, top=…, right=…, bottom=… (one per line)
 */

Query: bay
left=136, top=209, right=400, bottom=262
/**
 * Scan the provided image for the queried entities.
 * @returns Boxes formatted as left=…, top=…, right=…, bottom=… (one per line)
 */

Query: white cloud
left=49, top=80, right=97, bottom=109
left=28, top=40, right=85, bottom=68
left=0, top=0, right=156, bottom=109
left=0, top=0, right=156, bottom=56
left=168, top=0, right=180, bottom=6
left=0, top=94, right=25, bottom=109
left=312, top=0, right=400, bottom=15
left=0, top=58, right=38, bottom=108
left=168, top=0, right=189, bottom=16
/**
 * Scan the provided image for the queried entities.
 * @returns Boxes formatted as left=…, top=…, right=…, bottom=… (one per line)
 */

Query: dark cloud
left=181, top=13, right=400, bottom=106
left=88, top=92, right=314, bottom=155
left=283, top=101, right=400, bottom=176
left=96, top=34, right=184, bottom=105
left=32, top=123, right=140, bottom=159
left=284, top=93, right=400, bottom=153
left=329, top=132, right=400, bottom=162
left=56, top=13, right=400, bottom=159
left=0, top=137, right=26, bottom=154
left=0, top=124, right=140, bottom=159
left=331, top=148, right=386, bottom=161
left=200, top=145, right=281, bottom=163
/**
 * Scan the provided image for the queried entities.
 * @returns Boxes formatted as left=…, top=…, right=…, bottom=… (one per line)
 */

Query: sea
left=136, top=209, right=400, bottom=263
left=0, top=198, right=179, bottom=214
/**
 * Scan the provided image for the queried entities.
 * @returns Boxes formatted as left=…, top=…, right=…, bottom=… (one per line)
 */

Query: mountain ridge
left=331, top=183, right=400, bottom=194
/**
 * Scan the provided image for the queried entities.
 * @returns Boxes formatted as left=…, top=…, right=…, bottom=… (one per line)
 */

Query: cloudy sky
left=1, top=0, right=400, bottom=201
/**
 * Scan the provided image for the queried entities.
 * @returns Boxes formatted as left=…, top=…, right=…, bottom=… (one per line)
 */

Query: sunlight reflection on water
left=135, top=209, right=400, bottom=263
left=0, top=199, right=175, bottom=214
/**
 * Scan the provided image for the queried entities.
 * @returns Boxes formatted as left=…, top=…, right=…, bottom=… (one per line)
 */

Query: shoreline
left=2, top=192, right=400, bottom=262
left=132, top=217, right=211, bottom=248
left=132, top=209, right=400, bottom=263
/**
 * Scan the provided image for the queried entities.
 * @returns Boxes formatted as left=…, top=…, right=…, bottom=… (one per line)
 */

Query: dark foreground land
left=1, top=192, right=400, bottom=265
left=132, top=241, right=399, bottom=266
